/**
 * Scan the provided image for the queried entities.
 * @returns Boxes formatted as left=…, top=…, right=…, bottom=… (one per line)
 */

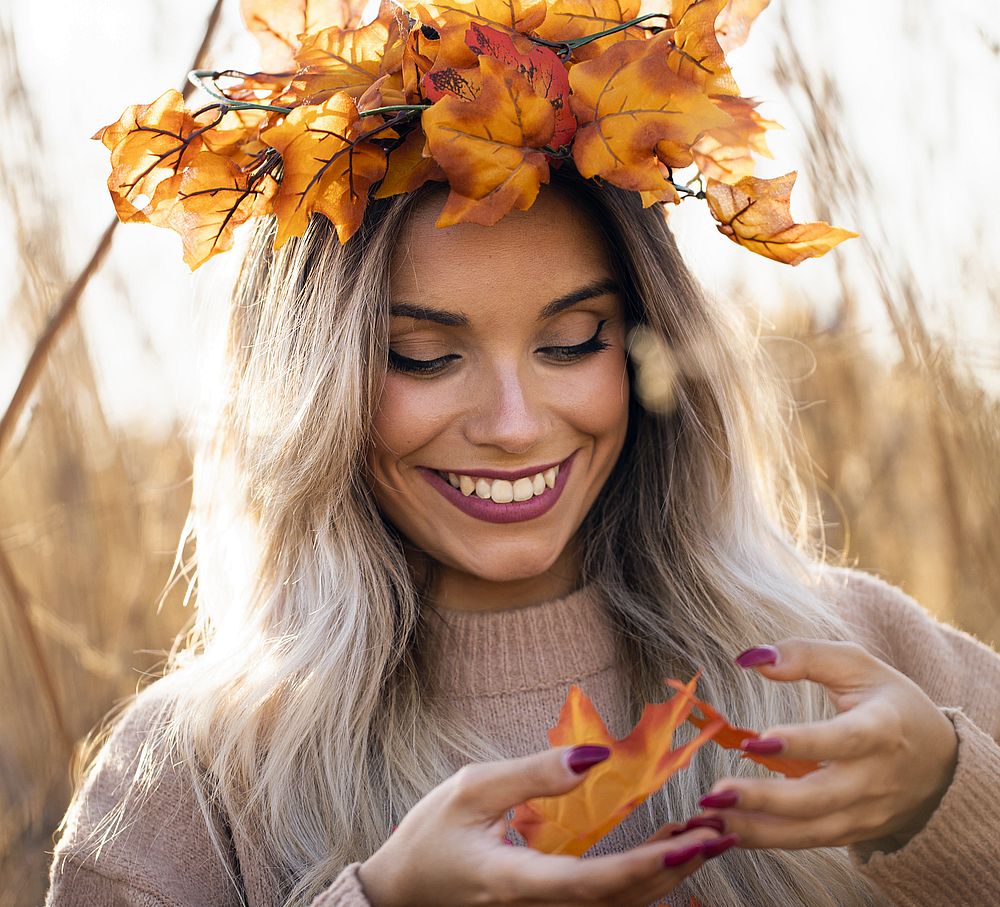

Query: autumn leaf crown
left=94, top=0, right=857, bottom=270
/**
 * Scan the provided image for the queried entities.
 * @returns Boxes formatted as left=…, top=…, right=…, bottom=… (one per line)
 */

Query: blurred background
left=1, top=1, right=997, bottom=903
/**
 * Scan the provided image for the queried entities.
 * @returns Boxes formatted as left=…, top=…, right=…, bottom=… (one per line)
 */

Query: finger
left=702, top=807, right=865, bottom=850
left=745, top=705, right=886, bottom=762
left=700, top=763, right=869, bottom=821
left=504, top=829, right=719, bottom=905
left=448, top=745, right=610, bottom=820
left=735, top=638, right=886, bottom=696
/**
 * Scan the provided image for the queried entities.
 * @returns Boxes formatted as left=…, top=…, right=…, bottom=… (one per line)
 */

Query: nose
left=462, top=361, right=551, bottom=455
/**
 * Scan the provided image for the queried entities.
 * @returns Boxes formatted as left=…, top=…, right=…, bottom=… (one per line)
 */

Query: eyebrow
left=389, top=276, right=621, bottom=327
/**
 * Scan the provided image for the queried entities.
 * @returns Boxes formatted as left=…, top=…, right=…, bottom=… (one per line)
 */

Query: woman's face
left=369, top=186, right=630, bottom=602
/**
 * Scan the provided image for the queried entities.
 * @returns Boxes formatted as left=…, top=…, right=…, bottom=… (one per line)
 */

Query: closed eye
left=387, top=350, right=460, bottom=375
left=538, top=320, right=610, bottom=362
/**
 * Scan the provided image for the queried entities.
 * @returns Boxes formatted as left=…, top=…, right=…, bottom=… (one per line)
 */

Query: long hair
left=93, top=169, right=882, bottom=906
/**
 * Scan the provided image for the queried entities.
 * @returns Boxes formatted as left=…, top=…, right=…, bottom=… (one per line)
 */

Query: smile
left=418, top=453, right=576, bottom=524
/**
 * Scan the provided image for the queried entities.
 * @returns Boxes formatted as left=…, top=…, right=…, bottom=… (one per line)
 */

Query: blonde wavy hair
left=89, top=168, right=884, bottom=907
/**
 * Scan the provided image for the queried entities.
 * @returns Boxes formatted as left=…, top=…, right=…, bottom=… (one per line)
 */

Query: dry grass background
left=1, top=9, right=998, bottom=907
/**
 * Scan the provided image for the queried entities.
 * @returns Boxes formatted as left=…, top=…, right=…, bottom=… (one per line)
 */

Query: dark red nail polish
left=662, top=843, right=703, bottom=868
left=566, top=744, right=611, bottom=774
left=740, top=737, right=784, bottom=755
left=684, top=815, right=726, bottom=833
left=699, top=789, right=739, bottom=809
left=735, top=646, right=779, bottom=668
left=700, top=833, right=739, bottom=860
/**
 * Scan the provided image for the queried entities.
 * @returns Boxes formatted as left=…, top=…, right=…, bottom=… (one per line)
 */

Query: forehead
left=390, top=186, right=615, bottom=309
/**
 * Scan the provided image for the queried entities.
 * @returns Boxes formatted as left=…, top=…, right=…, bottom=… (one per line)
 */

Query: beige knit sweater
left=46, top=568, right=1000, bottom=907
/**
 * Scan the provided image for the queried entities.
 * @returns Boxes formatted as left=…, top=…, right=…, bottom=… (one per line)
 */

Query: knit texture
left=46, top=567, right=1000, bottom=906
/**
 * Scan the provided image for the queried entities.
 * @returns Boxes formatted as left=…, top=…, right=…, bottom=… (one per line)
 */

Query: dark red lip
left=418, top=452, right=576, bottom=524
left=428, top=458, right=566, bottom=482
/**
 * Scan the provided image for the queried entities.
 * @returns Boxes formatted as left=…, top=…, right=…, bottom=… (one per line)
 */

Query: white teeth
left=444, top=464, right=563, bottom=503
left=491, top=479, right=514, bottom=503
left=512, top=477, right=534, bottom=501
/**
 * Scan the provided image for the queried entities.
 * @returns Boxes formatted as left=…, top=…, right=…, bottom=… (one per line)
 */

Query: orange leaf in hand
left=421, top=55, right=554, bottom=227
left=569, top=32, right=731, bottom=196
left=665, top=679, right=821, bottom=777
left=161, top=152, right=278, bottom=270
left=705, top=171, right=858, bottom=265
left=262, top=92, right=389, bottom=246
left=511, top=677, right=724, bottom=855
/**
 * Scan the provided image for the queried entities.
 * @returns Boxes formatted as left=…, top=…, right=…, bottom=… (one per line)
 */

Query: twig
left=0, top=0, right=224, bottom=462
left=0, top=1, right=225, bottom=761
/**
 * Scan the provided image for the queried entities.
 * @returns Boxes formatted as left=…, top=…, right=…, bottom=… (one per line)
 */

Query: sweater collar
left=420, top=585, right=618, bottom=698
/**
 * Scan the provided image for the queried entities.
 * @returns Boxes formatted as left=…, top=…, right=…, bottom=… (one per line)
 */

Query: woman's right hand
left=357, top=745, right=731, bottom=907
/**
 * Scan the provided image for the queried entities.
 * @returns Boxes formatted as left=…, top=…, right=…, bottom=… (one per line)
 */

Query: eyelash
left=387, top=320, right=611, bottom=375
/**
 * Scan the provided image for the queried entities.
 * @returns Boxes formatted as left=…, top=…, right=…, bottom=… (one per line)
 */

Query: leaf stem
left=358, top=103, right=430, bottom=117
left=187, top=70, right=293, bottom=114
left=530, top=12, right=671, bottom=56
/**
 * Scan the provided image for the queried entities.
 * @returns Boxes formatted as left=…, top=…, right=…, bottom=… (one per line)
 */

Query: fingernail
left=662, top=843, right=703, bottom=868
left=700, top=833, right=739, bottom=860
left=740, top=736, right=784, bottom=755
left=566, top=744, right=611, bottom=774
left=698, top=789, right=739, bottom=809
left=735, top=646, right=779, bottom=668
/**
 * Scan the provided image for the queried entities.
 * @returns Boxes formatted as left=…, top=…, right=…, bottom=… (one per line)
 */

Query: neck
left=425, top=541, right=581, bottom=612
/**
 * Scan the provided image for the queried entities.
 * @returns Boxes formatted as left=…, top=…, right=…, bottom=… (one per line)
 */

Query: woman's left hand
left=691, top=639, right=960, bottom=851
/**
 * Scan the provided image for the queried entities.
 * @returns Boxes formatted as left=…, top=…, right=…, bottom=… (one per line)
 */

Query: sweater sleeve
left=826, top=567, right=1000, bottom=906
left=45, top=683, right=373, bottom=907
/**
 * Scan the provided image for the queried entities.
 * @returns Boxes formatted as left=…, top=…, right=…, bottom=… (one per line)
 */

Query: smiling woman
left=44, top=160, right=1000, bottom=907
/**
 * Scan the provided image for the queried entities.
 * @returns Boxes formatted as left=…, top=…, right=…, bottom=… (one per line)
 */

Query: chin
left=446, top=537, right=567, bottom=583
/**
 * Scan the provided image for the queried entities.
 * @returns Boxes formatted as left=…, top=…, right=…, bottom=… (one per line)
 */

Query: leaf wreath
left=95, top=0, right=857, bottom=269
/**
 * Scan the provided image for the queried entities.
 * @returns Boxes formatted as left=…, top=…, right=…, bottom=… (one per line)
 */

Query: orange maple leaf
left=421, top=55, right=554, bottom=227
left=691, top=95, right=778, bottom=183
left=705, top=171, right=858, bottom=265
left=714, top=0, right=770, bottom=52
left=465, top=23, right=576, bottom=147
left=533, top=0, right=643, bottom=62
left=93, top=89, right=209, bottom=226
left=666, top=0, right=738, bottom=96
left=401, top=0, right=548, bottom=69
left=201, top=107, right=273, bottom=168
left=375, top=128, right=447, bottom=198
left=292, top=0, right=407, bottom=106
left=160, top=151, right=278, bottom=270
left=261, top=92, right=389, bottom=246
left=511, top=677, right=724, bottom=855
left=402, top=22, right=441, bottom=102
left=569, top=32, right=731, bottom=195
left=240, top=0, right=369, bottom=70
left=665, top=679, right=821, bottom=777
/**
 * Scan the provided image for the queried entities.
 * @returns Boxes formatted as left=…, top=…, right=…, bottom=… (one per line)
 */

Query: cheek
left=370, top=374, right=454, bottom=458
left=556, top=346, right=630, bottom=444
